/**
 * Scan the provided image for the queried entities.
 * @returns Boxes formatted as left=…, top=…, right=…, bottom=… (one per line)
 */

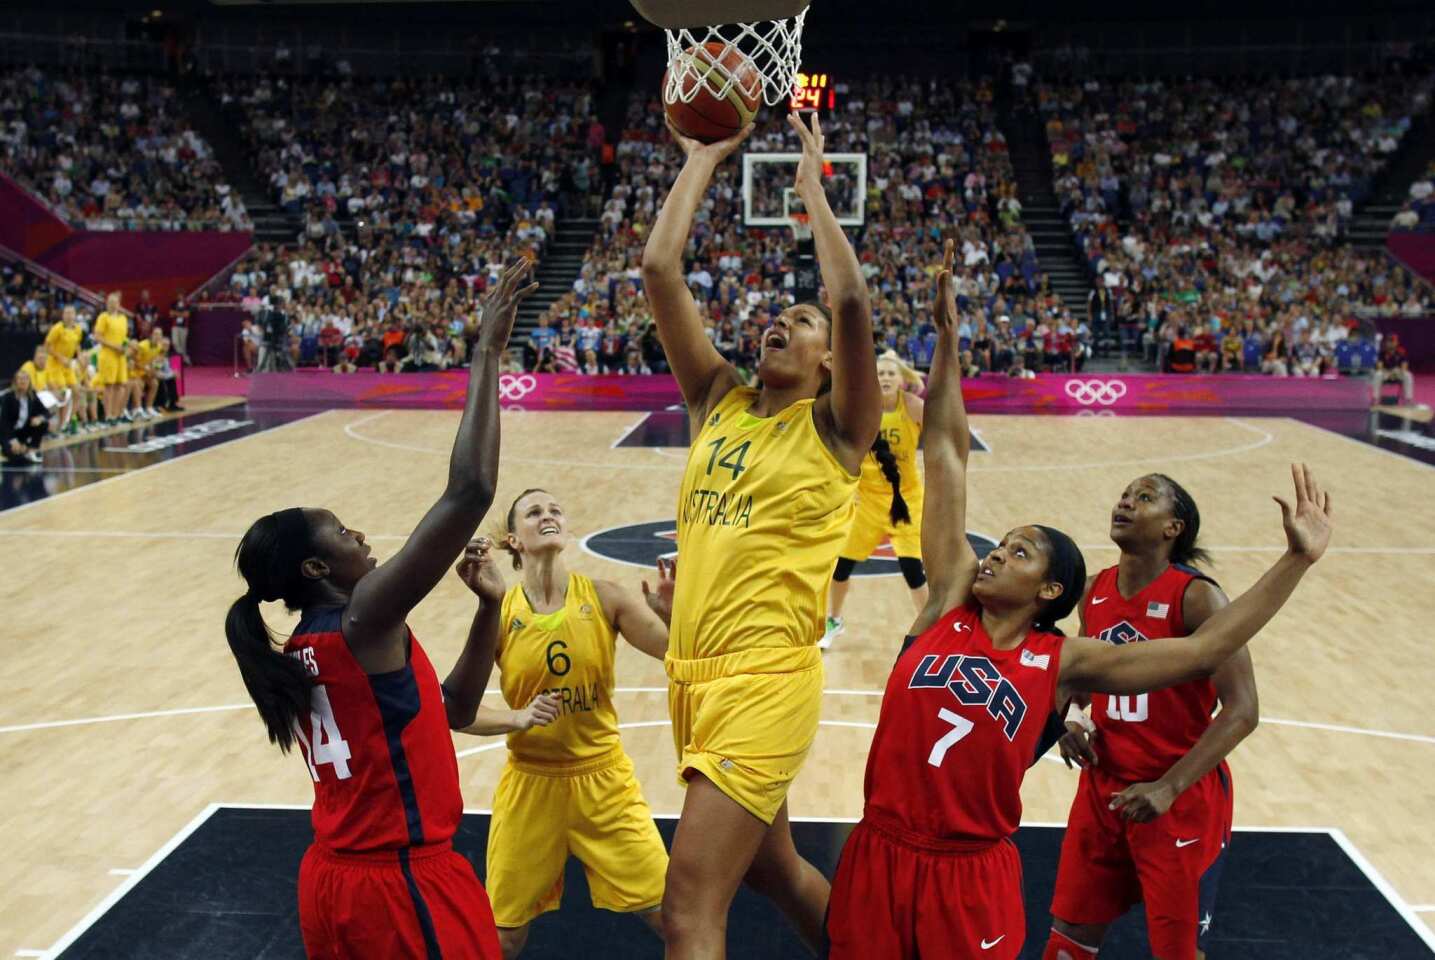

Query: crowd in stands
left=1, top=261, right=86, bottom=332
left=1392, top=161, right=1435, bottom=229
left=1035, top=69, right=1435, bottom=378
left=207, top=71, right=604, bottom=373
left=0, top=67, right=249, bottom=231
left=537, top=75, right=1081, bottom=379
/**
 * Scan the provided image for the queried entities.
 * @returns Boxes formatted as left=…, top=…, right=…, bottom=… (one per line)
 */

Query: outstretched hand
left=665, top=116, right=754, bottom=167
left=787, top=111, right=826, bottom=201
left=1273, top=463, right=1333, bottom=564
left=455, top=537, right=506, bottom=602
left=477, top=258, right=539, bottom=353
left=642, top=556, right=677, bottom=627
left=934, top=238, right=959, bottom=332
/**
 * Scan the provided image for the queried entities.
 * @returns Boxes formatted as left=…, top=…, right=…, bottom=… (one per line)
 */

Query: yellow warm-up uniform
left=132, top=339, right=162, bottom=380
left=667, top=386, right=859, bottom=823
left=841, top=396, right=925, bottom=560
left=486, top=573, right=667, bottom=928
left=93, top=310, right=129, bottom=386
left=43, top=322, right=83, bottom=388
left=18, top=360, right=52, bottom=392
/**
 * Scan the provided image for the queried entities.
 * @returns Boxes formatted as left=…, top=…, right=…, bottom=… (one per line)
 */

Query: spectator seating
left=0, top=66, right=249, bottom=231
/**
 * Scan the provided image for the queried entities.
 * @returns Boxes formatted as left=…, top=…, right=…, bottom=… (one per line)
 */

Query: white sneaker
left=818, top=616, right=845, bottom=650
left=146, top=407, right=160, bottom=418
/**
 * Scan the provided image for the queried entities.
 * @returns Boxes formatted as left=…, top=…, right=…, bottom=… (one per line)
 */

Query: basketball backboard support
left=630, top=0, right=809, bottom=29
left=742, top=152, right=867, bottom=227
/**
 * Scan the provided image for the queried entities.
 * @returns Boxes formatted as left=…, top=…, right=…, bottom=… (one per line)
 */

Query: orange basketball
left=663, top=42, right=761, bottom=144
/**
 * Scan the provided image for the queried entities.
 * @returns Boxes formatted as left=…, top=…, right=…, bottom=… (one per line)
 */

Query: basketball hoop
left=632, top=1, right=810, bottom=108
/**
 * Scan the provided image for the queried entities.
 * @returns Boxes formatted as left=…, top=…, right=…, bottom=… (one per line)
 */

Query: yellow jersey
left=44, top=322, right=83, bottom=362
left=134, top=339, right=162, bottom=371
left=670, top=386, right=859, bottom=660
left=94, top=311, right=128, bottom=354
left=19, top=360, right=50, bottom=391
left=497, top=573, right=620, bottom=765
left=860, top=396, right=923, bottom=498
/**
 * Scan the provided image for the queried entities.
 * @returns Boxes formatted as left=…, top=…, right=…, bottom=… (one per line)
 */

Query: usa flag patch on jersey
left=1146, top=601, right=1170, bottom=619
left=1019, top=649, right=1050, bottom=670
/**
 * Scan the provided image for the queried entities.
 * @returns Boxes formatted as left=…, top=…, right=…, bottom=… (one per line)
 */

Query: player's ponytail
left=1152, top=473, right=1212, bottom=567
left=226, top=508, right=317, bottom=753
left=1033, top=525, right=1086, bottom=635
left=871, top=435, right=911, bottom=525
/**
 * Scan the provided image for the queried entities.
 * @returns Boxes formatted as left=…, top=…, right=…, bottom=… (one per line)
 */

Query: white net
left=662, top=10, right=809, bottom=108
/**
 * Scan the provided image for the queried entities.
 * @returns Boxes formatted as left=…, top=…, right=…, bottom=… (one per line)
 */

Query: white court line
left=35, top=801, right=1434, bottom=958
left=610, top=412, right=650, bottom=449
left=6, top=689, right=1435, bottom=747
left=1302, top=418, right=1435, bottom=473
left=3, top=527, right=1434, bottom=558
left=1410, top=905, right=1435, bottom=912
left=344, top=411, right=684, bottom=471
left=37, top=803, right=222, bottom=960
left=0, top=703, right=252, bottom=734
left=968, top=418, right=1274, bottom=472
left=345, top=411, right=1274, bottom=473
left=1329, top=827, right=1435, bottom=953
left=0, top=412, right=323, bottom=519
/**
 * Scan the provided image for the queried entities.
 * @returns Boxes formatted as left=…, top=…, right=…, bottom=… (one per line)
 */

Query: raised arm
left=1060, top=464, right=1331, bottom=698
left=910, top=240, right=977, bottom=635
left=345, top=260, right=537, bottom=659
left=441, top=538, right=507, bottom=729
left=595, top=562, right=672, bottom=661
left=789, top=113, right=880, bottom=464
left=640, top=122, right=751, bottom=425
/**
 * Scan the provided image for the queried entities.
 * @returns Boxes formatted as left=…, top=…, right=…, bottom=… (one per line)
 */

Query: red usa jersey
left=1084, top=563, right=1220, bottom=783
left=863, top=601, right=1064, bottom=842
left=284, top=606, right=462, bottom=853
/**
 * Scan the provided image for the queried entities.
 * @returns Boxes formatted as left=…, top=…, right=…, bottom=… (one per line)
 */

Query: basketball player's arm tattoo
left=1155, top=583, right=1259, bottom=797
left=641, top=143, right=741, bottom=424
left=442, top=600, right=502, bottom=730
left=596, top=580, right=669, bottom=661
left=1058, top=552, right=1313, bottom=697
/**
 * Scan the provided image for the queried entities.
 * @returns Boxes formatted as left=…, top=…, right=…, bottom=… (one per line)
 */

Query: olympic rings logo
left=1063, top=379, right=1128, bottom=407
left=498, top=374, right=538, bottom=401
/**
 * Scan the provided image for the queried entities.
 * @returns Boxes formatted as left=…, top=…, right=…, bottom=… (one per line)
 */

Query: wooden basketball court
left=2, top=408, right=1433, bottom=955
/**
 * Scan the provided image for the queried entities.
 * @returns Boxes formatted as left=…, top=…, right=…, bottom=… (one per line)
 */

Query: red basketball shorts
left=826, top=815, right=1025, bottom=960
left=1050, top=764, right=1234, bottom=960
left=298, top=842, right=502, bottom=959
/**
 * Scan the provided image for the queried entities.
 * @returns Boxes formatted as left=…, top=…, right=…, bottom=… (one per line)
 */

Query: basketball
left=663, top=41, right=761, bottom=143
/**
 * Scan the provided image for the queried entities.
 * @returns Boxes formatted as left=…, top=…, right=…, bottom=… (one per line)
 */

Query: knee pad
left=897, top=556, right=927, bottom=589
left=832, top=557, right=857, bottom=582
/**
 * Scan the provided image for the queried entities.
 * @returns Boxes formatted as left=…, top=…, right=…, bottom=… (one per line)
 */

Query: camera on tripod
left=255, top=307, right=294, bottom=373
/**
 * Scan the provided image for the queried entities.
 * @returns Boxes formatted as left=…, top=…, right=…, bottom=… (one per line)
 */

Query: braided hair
left=225, top=508, right=318, bottom=752
left=1149, top=473, right=1212, bottom=567
left=871, top=436, right=911, bottom=525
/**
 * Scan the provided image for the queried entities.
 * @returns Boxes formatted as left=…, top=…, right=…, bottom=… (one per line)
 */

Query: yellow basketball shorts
left=96, top=350, right=128, bottom=387
left=485, top=748, right=667, bottom=928
left=841, top=485, right=924, bottom=560
left=44, top=358, right=78, bottom=388
left=666, top=646, right=824, bottom=825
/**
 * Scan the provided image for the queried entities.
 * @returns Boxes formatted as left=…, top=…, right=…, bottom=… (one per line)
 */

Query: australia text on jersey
left=907, top=654, right=1028, bottom=741
left=538, top=681, right=603, bottom=716
left=682, top=488, right=754, bottom=529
